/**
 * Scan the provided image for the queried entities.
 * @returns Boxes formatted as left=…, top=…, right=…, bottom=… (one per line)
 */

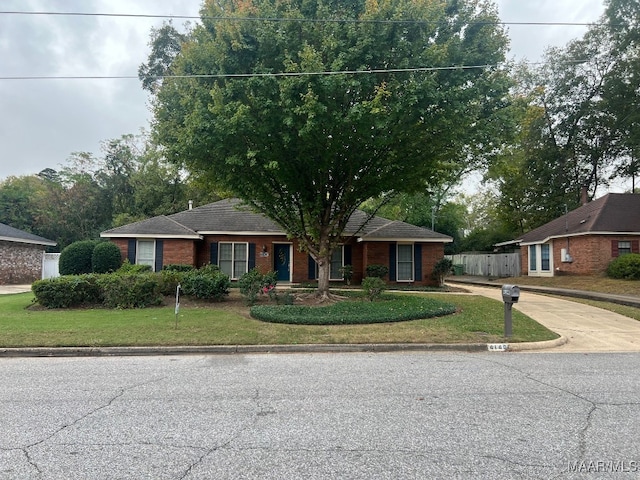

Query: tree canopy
left=144, top=0, right=510, bottom=295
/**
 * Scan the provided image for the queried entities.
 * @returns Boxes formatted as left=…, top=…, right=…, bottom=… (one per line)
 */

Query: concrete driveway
left=464, top=284, right=640, bottom=353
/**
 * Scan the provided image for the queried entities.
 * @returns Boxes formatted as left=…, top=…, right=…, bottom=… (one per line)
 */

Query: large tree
left=145, top=0, right=510, bottom=297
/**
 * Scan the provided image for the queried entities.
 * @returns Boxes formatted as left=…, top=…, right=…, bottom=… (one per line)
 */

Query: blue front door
left=274, top=244, right=291, bottom=282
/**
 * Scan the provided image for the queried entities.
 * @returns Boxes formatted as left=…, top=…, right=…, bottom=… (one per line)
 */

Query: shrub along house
left=510, top=193, right=640, bottom=277
left=0, top=222, right=56, bottom=284
left=101, top=198, right=452, bottom=286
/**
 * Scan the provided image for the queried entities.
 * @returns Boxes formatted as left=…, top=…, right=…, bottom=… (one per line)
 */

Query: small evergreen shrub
left=91, top=242, right=123, bottom=274
left=32, top=275, right=102, bottom=308
left=163, top=264, right=195, bottom=272
left=366, top=264, right=389, bottom=279
left=607, top=254, right=640, bottom=280
left=181, top=268, right=230, bottom=301
left=432, top=258, right=453, bottom=287
left=59, top=240, right=100, bottom=275
left=97, top=273, right=163, bottom=309
left=362, top=276, right=386, bottom=301
left=159, top=269, right=185, bottom=296
left=117, top=260, right=152, bottom=274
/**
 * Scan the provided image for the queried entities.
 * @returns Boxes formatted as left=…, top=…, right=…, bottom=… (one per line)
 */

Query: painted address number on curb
left=487, top=343, right=509, bottom=352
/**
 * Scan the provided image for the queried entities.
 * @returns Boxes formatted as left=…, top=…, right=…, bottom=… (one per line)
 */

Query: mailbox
left=502, top=284, right=520, bottom=304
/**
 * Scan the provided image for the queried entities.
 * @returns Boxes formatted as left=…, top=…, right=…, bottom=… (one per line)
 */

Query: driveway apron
left=463, top=284, right=640, bottom=353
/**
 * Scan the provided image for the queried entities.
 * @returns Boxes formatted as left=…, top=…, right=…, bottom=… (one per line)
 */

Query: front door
left=274, top=244, right=291, bottom=282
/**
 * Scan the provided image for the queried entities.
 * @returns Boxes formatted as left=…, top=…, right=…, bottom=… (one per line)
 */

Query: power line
left=0, top=10, right=610, bottom=27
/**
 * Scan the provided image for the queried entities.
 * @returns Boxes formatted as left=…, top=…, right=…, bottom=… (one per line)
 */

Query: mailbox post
left=501, top=284, right=520, bottom=338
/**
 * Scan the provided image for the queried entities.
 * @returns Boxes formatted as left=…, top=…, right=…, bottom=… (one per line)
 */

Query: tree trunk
left=316, top=253, right=331, bottom=300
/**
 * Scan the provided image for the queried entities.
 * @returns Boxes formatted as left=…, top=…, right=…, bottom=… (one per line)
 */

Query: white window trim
left=136, top=239, right=155, bottom=270
left=219, top=242, right=249, bottom=280
left=527, top=243, right=553, bottom=277
left=396, top=243, right=414, bottom=282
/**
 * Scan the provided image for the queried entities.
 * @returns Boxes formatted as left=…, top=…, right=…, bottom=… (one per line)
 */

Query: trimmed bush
left=32, top=275, right=102, bottom=308
left=607, top=253, right=640, bottom=280
left=59, top=240, right=100, bottom=275
left=238, top=268, right=277, bottom=305
left=159, top=269, right=185, bottom=296
left=362, top=276, right=386, bottom=301
left=366, top=264, right=389, bottom=278
left=163, top=264, right=195, bottom=272
left=91, top=242, right=123, bottom=274
left=251, top=294, right=456, bottom=325
left=182, top=268, right=230, bottom=301
left=97, top=273, right=163, bottom=309
left=117, top=260, right=152, bottom=274
left=432, top=257, right=453, bottom=287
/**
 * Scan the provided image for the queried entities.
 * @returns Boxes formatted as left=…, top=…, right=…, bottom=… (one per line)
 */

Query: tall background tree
left=143, top=0, right=511, bottom=297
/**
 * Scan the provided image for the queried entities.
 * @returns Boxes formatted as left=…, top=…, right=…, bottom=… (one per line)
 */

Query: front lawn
left=0, top=291, right=558, bottom=348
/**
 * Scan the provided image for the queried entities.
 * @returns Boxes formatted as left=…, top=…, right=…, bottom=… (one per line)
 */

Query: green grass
left=0, top=292, right=558, bottom=348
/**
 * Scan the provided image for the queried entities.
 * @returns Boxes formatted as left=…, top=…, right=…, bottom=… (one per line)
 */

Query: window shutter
left=344, top=244, right=352, bottom=266
left=248, top=243, right=256, bottom=270
left=389, top=243, right=396, bottom=281
left=612, top=240, right=619, bottom=258
left=210, top=242, right=218, bottom=265
left=154, top=240, right=164, bottom=272
left=633, top=240, right=639, bottom=254
left=414, top=243, right=422, bottom=281
left=127, top=239, right=136, bottom=264
left=308, top=255, right=316, bottom=280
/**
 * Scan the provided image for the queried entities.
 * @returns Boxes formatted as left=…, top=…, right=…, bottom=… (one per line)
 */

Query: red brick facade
left=522, top=235, right=640, bottom=276
left=112, top=235, right=445, bottom=286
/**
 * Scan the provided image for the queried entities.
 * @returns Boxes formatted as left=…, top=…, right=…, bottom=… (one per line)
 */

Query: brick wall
left=0, top=240, right=44, bottom=284
left=522, top=235, right=640, bottom=276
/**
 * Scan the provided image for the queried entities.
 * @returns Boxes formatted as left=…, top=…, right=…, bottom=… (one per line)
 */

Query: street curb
left=507, top=335, right=568, bottom=352
left=0, top=339, right=567, bottom=358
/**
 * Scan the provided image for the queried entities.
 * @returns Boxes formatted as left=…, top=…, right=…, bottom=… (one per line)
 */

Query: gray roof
left=519, top=193, right=640, bottom=244
left=0, top=222, right=56, bottom=246
left=102, top=198, right=452, bottom=243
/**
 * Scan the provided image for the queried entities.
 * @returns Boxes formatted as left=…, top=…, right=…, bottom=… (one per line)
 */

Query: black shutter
left=389, top=243, right=396, bottom=281
left=414, top=243, right=422, bottom=281
left=154, top=240, right=164, bottom=272
left=633, top=240, right=639, bottom=254
left=127, top=239, right=136, bottom=264
left=210, top=242, right=218, bottom=265
left=308, top=254, right=316, bottom=280
left=344, top=244, right=352, bottom=266
left=248, top=243, right=256, bottom=270
left=612, top=241, right=619, bottom=258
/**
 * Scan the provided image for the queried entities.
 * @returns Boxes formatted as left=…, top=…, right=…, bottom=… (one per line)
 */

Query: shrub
left=238, top=268, right=277, bottom=305
left=339, top=264, right=353, bottom=285
left=607, top=253, right=640, bottom=280
left=32, top=275, right=102, bottom=308
left=432, top=257, right=453, bottom=287
left=181, top=268, right=230, bottom=301
left=159, top=269, right=185, bottom=296
left=366, top=264, right=389, bottom=279
left=117, top=260, right=152, bottom=274
left=362, top=276, right=386, bottom=301
left=97, top=273, right=163, bottom=309
left=91, top=242, right=122, bottom=274
left=59, top=240, right=100, bottom=275
left=163, top=264, right=195, bottom=272
left=251, top=294, right=456, bottom=325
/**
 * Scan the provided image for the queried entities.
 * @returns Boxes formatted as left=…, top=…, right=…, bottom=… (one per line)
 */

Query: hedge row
left=32, top=264, right=230, bottom=309
left=607, top=254, right=640, bottom=280
left=250, top=294, right=456, bottom=325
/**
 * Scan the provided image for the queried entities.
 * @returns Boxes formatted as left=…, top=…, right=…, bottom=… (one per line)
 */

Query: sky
left=0, top=0, right=609, bottom=182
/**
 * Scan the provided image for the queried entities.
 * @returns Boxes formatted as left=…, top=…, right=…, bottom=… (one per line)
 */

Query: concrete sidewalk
left=0, top=284, right=31, bottom=294
left=461, top=284, right=640, bottom=353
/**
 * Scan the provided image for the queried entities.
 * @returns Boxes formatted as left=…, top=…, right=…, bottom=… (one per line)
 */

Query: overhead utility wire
left=0, top=60, right=590, bottom=81
left=0, top=10, right=610, bottom=27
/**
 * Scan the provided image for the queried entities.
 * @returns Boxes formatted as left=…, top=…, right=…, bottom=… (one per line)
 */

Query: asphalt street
left=2, top=352, right=640, bottom=479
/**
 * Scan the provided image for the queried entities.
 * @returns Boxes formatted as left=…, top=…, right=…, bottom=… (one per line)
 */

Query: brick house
left=0, top=223, right=56, bottom=284
left=101, top=198, right=452, bottom=286
left=513, top=193, right=640, bottom=277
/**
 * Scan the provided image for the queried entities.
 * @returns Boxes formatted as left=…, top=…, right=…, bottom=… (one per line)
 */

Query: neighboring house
left=0, top=223, right=56, bottom=284
left=509, top=193, right=640, bottom=277
left=101, top=198, right=452, bottom=286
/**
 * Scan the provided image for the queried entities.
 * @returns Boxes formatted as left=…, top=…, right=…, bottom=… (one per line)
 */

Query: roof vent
left=188, top=200, right=193, bottom=210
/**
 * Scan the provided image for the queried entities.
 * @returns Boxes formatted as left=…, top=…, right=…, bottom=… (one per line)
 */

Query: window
left=397, top=244, right=414, bottom=282
left=529, top=246, right=537, bottom=272
left=312, top=246, right=344, bottom=280
left=219, top=242, right=248, bottom=279
left=541, top=244, right=550, bottom=271
left=618, top=241, right=632, bottom=256
left=137, top=240, right=155, bottom=268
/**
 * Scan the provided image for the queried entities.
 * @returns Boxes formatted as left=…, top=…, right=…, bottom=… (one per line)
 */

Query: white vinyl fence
left=446, top=253, right=521, bottom=278
left=42, top=253, right=60, bottom=279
